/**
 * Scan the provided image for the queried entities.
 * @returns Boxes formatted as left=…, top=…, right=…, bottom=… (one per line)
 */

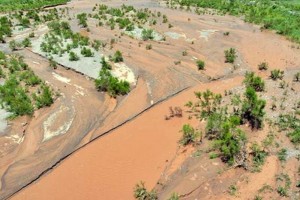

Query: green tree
left=179, top=124, right=199, bottom=146
left=193, top=90, right=222, bottom=119
left=95, top=68, right=130, bottom=97
left=241, top=87, right=266, bottom=129
left=243, top=72, right=265, bottom=92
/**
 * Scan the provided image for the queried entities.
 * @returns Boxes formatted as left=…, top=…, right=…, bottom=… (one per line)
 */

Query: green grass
left=0, top=0, right=69, bottom=11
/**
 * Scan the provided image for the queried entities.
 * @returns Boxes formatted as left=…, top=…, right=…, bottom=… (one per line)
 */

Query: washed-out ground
left=0, top=0, right=300, bottom=199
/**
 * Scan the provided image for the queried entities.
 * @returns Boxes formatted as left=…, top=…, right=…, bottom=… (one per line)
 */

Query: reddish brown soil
left=11, top=77, right=244, bottom=200
left=1, top=0, right=300, bottom=199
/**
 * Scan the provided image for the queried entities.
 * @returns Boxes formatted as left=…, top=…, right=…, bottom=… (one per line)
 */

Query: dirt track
left=1, top=0, right=300, bottom=199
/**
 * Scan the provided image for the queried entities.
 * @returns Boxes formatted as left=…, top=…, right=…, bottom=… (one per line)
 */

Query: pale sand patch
left=4, top=134, right=24, bottom=144
left=124, top=26, right=164, bottom=41
left=112, top=63, right=137, bottom=85
left=164, top=32, right=187, bottom=40
left=0, top=109, right=11, bottom=135
left=32, top=34, right=103, bottom=79
left=52, top=72, right=71, bottom=84
left=42, top=105, right=74, bottom=141
left=198, top=29, right=218, bottom=41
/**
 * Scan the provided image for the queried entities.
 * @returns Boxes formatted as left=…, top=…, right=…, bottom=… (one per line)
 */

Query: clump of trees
left=0, top=52, right=54, bottom=117
left=0, top=76, right=34, bottom=116
left=185, top=75, right=266, bottom=166
left=0, top=16, right=12, bottom=43
left=95, top=68, right=130, bottom=98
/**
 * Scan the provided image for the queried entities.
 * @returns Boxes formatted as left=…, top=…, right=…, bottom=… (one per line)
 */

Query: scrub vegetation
left=0, top=0, right=69, bottom=11
left=0, top=52, right=54, bottom=117
left=168, top=0, right=300, bottom=43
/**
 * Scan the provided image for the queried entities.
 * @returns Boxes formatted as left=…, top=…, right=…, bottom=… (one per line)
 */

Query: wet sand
left=11, top=76, right=244, bottom=200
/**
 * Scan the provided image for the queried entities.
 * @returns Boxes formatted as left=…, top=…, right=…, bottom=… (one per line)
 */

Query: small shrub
left=34, top=85, right=54, bottom=109
left=133, top=182, right=158, bottom=200
left=241, top=87, right=266, bottom=129
left=81, top=47, right=94, bottom=57
left=162, top=15, right=168, bottom=23
left=182, top=50, right=187, bottom=56
left=294, top=72, right=300, bottom=82
left=228, top=185, right=238, bottom=196
left=258, top=62, right=268, bottom=70
left=112, top=50, right=123, bottom=63
left=179, top=124, right=198, bottom=146
left=277, top=186, right=288, bottom=197
left=69, top=51, right=80, bottom=61
left=29, top=32, right=35, bottom=38
left=243, top=72, right=265, bottom=92
left=251, top=143, right=267, bottom=171
left=49, top=58, right=57, bottom=69
left=270, top=69, right=284, bottom=80
left=141, top=29, right=154, bottom=41
left=92, top=40, right=102, bottom=51
left=196, top=60, right=205, bottom=70
left=20, top=70, right=41, bottom=86
left=100, top=57, right=112, bottom=70
left=77, top=13, right=88, bottom=28
left=22, top=37, right=31, bottom=47
left=146, top=44, right=152, bottom=50
left=224, top=48, right=237, bottom=63
left=167, top=193, right=179, bottom=200
left=209, top=152, right=218, bottom=159
left=9, top=40, right=18, bottom=51
left=277, top=148, right=287, bottom=162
